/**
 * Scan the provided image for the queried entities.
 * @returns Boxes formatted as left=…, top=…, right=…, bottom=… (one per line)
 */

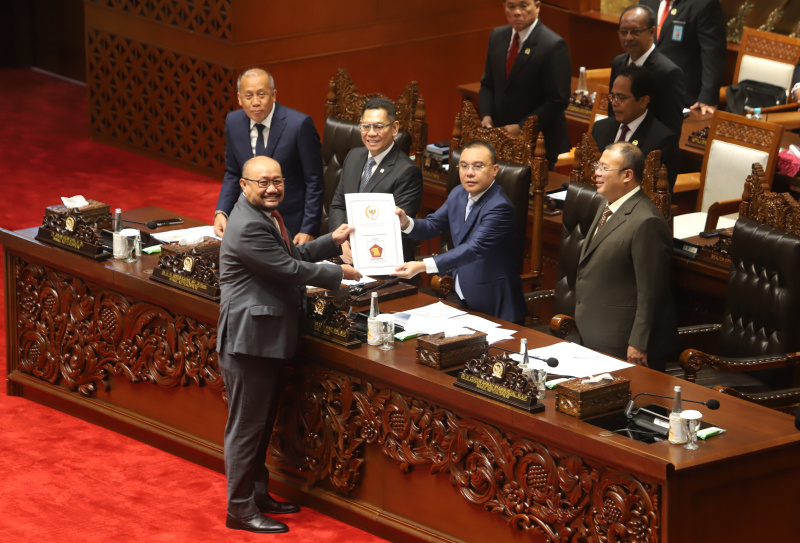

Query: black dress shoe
left=226, top=513, right=288, bottom=533
left=256, top=496, right=301, bottom=515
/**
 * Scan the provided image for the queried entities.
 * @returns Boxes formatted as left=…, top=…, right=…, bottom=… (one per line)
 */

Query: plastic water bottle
left=112, top=208, right=126, bottom=259
left=668, top=385, right=687, bottom=444
left=752, top=107, right=762, bottom=120
left=367, top=292, right=382, bottom=346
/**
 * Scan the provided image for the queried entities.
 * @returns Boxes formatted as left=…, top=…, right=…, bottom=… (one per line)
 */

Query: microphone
left=488, top=345, right=559, bottom=367
left=624, top=391, right=720, bottom=420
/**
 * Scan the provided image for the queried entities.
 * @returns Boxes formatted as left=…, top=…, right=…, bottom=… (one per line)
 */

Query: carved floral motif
left=13, top=258, right=223, bottom=400
left=272, top=364, right=661, bottom=542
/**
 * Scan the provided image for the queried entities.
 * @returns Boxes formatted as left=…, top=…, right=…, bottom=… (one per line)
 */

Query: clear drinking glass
left=120, top=228, right=139, bottom=263
left=377, top=315, right=394, bottom=350
left=680, top=410, right=703, bottom=450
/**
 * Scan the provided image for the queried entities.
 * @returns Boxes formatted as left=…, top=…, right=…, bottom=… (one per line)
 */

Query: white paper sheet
left=510, top=342, right=633, bottom=378
left=345, top=192, right=404, bottom=275
left=151, top=225, right=220, bottom=244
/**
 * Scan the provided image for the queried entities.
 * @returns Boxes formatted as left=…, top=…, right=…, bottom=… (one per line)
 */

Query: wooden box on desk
left=416, top=332, right=487, bottom=369
left=45, top=199, right=110, bottom=221
left=555, top=376, right=631, bottom=419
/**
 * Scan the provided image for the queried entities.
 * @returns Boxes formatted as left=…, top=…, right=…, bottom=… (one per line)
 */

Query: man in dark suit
left=574, top=143, right=678, bottom=370
left=393, top=140, right=527, bottom=324
left=214, top=68, right=324, bottom=244
left=592, top=65, right=680, bottom=190
left=610, top=4, right=685, bottom=138
left=328, top=97, right=423, bottom=263
left=478, top=0, right=571, bottom=167
left=641, top=0, right=726, bottom=114
left=218, top=156, right=360, bottom=533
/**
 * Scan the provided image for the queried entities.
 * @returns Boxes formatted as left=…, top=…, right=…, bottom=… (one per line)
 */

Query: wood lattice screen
left=86, top=28, right=236, bottom=174
left=89, top=0, right=232, bottom=40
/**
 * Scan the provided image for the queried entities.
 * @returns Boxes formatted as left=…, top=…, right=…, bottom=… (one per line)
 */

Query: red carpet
left=0, top=68, right=387, bottom=542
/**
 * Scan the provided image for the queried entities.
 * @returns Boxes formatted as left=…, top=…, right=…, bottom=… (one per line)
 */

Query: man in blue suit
left=214, top=68, right=324, bottom=244
left=393, top=140, right=527, bottom=323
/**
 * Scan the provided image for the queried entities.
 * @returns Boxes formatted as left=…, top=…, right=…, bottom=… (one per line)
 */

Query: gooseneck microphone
left=488, top=345, right=559, bottom=368
left=624, top=391, right=720, bottom=420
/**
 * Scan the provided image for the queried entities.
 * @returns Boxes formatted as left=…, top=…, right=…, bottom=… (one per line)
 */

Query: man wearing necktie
left=478, top=0, right=571, bottom=167
left=214, top=68, right=324, bottom=245
left=573, top=143, right=678, bottom=370
left=393, top=141, right=527, bottom=324
left=217, top=155, right=360, bottom=534
left=609, top=5, right=685, bottom=138
left=328, top=97, right=423, bottom=263
left=591, top=65, right=680, bottom=191
left=640, top=0, right=726, bottom=115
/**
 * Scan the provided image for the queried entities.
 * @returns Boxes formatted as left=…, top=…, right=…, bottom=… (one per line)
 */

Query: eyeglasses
left=593, top=162, right=630, bottom=173
left=617, top=27, right=653, bottom=37
left=359, top=123, right=393, bottom=133
left=242, top=177, right=285, bottom=188
left=239, top=91, right=272, bottom=101
left=607, top=92, right=634, bottom=103
left=458, top=162, right=491, bottom=172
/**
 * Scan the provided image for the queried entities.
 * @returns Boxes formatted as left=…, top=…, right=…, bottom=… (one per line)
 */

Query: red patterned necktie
left=506, top=32, right=520, bottom=79
left=657, top=0, right=672, bottom=40
left=271, top=210, right=292, bottom=249
left=616, top=124, right=630, bottom=143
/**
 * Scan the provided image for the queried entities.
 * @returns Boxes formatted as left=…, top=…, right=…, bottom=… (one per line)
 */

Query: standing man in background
left=214, top=68, right=324, bottom=244
left=479, top=0, right=572, bottom=167
left=640, top=0, right=726, bottom=115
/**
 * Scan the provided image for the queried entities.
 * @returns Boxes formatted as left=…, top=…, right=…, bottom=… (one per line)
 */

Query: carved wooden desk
left=3, top=210, right=800, bottom=543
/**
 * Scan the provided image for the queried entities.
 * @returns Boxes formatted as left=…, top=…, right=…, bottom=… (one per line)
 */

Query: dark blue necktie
left=255, top=123, right=266, bottom=156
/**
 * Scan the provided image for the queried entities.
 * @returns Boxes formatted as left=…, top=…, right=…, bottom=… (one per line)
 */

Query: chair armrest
left=713, top=386, right=800, bottom=414
left=678, top=349, right=800, bottom=383
left=678, top=323, right=722, bottom=335
left=550, top=314, right=578, bottom=339
left=520, top=271, right=544, bottom=291
left=525, top=289, right=555, bottom=302
left=704, top=198, right=741, bottom=231
left=674, top=172, right=701, bottom=194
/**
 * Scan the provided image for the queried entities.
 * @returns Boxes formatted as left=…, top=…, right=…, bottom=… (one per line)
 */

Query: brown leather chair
left=320, top=68, right=427, bottom=233
left=676, top=166, right=800, bottom=409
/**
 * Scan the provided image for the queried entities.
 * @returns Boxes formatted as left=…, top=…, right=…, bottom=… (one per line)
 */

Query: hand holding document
left=345, top=193, right=404, bottom=276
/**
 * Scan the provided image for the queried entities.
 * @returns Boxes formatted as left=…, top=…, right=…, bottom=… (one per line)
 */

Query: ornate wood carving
left=272, top=364, right=661, bottom=542
left=324, top=68, right=427, bottom=162
left=89, top=0, right=232, bottom=40
left=450, top=100, right=537, bottom=165
left=641, top=151, right=671, bottom=221
left=742, top=29, right=800, bottom=63
left=570, top=132, right=600, bottom=185
left=757, top=3, right=787, bottom=34
left=726, top=2, right=753, bottom=44
left=13, top=258, right=224, bottom=400
left=740, top=162, right=800, bottom=236
left=86, top=29, right=235, bottom=174
left=714, top=118, right=781, bottom=149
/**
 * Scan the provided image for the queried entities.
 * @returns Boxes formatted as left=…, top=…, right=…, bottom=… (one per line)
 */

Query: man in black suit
left=214, top=68, right=324, bottom=244
left=610, top=4, right=685, bottom=138
left=218, top=155, right=360, bottom=533
left=328, top=97, right=423, bottom=263
left=574, top=143, right=679, bottom=370
left=592, top=65, right=680, bottom=191
left=641, top=0, right=726, bottom=115
left=479, top=0, right=571, bottom=166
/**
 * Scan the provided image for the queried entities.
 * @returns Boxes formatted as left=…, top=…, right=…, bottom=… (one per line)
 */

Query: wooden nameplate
left=454, top=353, right=544, bottom=413
left=150, top=267, right=221, bottom=300
left=36, top=227, right=111, bottom=261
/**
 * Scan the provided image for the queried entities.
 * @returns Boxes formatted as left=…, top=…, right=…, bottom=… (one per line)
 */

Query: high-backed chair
left=671, top=110, right=782, bottom=239
left=430, top=100, right=546, bottom=309
left=320, top=68, right=427, bottom=233
left=720, top=27, right=800, bottom=107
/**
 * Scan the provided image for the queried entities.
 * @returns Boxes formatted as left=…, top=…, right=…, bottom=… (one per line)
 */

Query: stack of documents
left=393, top=302, right=517, bottom=344
left=510, top=342, right=632, bottom=378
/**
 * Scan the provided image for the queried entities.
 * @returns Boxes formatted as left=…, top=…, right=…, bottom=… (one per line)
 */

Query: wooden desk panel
left=3, top=210, right=800, bottom=542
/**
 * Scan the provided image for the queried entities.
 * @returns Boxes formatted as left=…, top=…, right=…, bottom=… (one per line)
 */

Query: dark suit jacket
left=406, top=183, right=527, bottom=323
left=218, top=192, right=343, bottom=361
left=641, top=0, right=726, bottom=107
left=216, top=103, right=325, bottom=237
left=610, top=49, right=686, bottom=138
left=479, top=22, right=572, bottom=165
left=574, top=189, right=679, bottom=370
left=329, top=144, right=423, bottom=262
left=591, top=112, right=680, bottom=190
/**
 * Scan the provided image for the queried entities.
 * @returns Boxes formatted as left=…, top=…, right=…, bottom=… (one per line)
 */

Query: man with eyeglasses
left=328, top=97, right=423, bottom=263
left=640, top=0, right=726, bottom=115
left=574, top=143, right=678, bottom=370
left=217, top=155, right=361, bottom=534
left=592, top=65, right=680, bottom=190
left=478, top=0, right=571, bottom=167
left=609, top=5, right=685, bottom=138
left=393, top=140, right=527, bottom=324
left=214, top=68, right=324, bottom=246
